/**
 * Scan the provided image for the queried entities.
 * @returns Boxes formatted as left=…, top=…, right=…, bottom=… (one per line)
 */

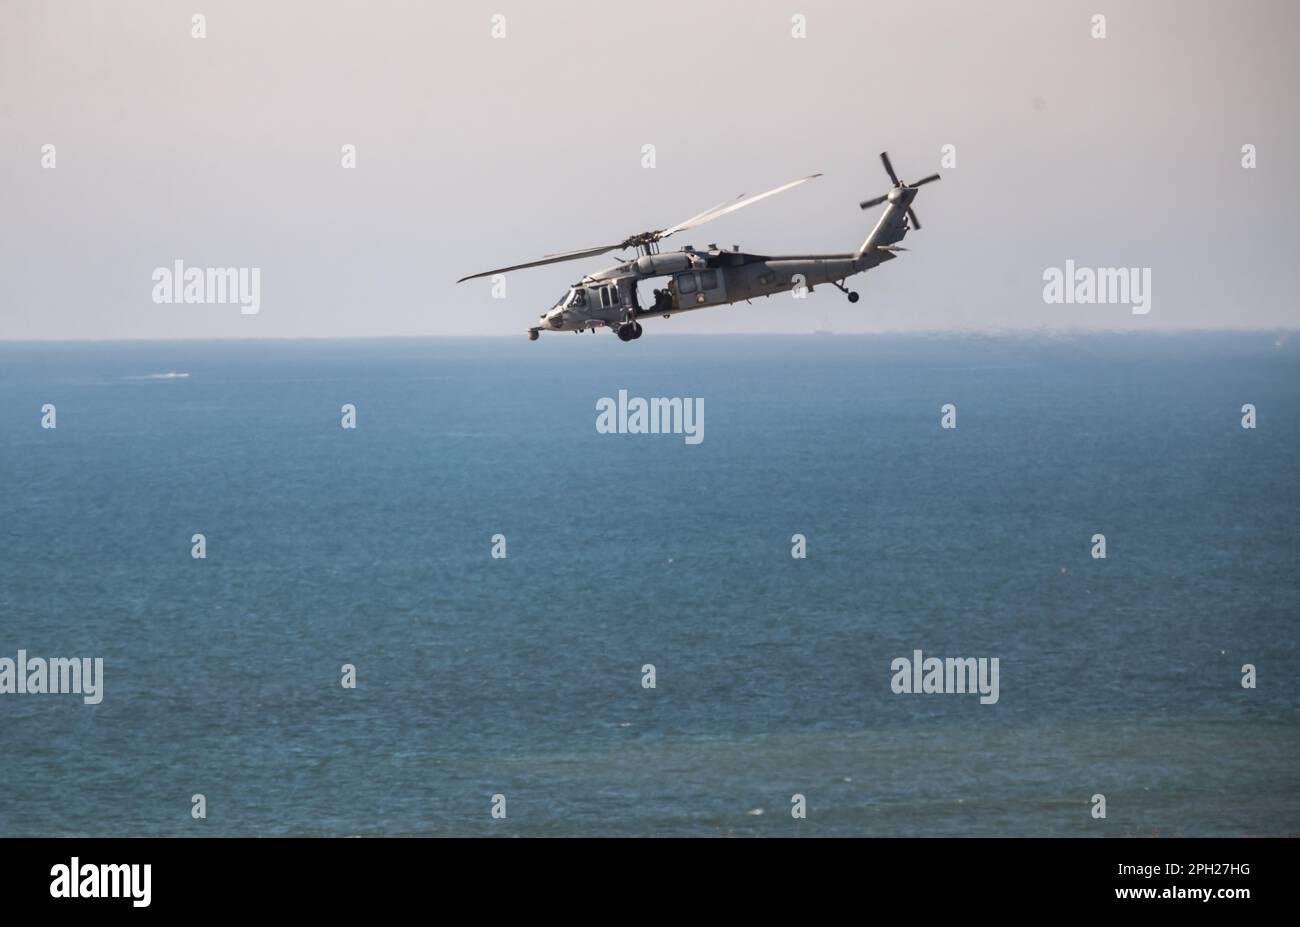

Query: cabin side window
left=677, top=273, right=697, bottom=294
left=699, top=270, right=718, bottom=290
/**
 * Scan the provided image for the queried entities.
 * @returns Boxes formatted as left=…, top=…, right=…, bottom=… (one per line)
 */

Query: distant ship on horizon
left=811, top=315, right=834, bottom=336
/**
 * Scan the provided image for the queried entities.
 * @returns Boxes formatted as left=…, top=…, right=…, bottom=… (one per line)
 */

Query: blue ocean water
left=0, top=332, right=1296, bottom=837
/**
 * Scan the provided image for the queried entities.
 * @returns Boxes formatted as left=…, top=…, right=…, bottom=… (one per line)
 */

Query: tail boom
left=856, top=187, right=918, bottom=258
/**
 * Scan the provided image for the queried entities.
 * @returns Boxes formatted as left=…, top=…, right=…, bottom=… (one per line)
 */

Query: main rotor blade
left=880, top=151, right=900, bottom=186
left=457, top=172, right=822, bottom=283
left=909, top=173, right=941, bottom=188
left=859, top=194, right=889, bottom=210
left=907, top=208, right=921, bottom=231
left=541, top=243, right=626, bottom=259
left=660, top=173, right=822, bottom=237
left=661, top=195, right=745, bottom=237
left=456, top=244, right=621, bottom=283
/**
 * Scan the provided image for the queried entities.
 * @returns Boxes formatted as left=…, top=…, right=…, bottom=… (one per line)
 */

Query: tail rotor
left=859, top=152, right=941, bottom=231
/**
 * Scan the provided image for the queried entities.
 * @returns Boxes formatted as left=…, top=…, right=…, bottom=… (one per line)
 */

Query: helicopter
left=456, top=152, right=940, bottom=341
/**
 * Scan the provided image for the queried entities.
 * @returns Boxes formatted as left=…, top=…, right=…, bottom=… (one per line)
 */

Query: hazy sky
left=2, top=0, right=1297, bottom=339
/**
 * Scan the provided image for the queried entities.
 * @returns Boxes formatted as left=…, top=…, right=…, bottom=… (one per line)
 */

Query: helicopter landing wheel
left=616, top=325, right=634, bottom=342
left=527, top=329, right=540, bottom=341
left=847, top=291, right=859, bottom=303
left=631, top=322, right=643, bottom=339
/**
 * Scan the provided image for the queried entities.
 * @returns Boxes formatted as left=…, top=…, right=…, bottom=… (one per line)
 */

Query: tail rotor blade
left=909, top=173, right=941, bottom=188
left=859, top=194, right=889, bottom=210
left=907, top=208, right=921, bottom=231
left=880, top=151, right=901, bottom=186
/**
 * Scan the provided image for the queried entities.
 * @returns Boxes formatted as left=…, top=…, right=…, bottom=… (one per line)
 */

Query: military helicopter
left=457, top=152, right=940, bottom=341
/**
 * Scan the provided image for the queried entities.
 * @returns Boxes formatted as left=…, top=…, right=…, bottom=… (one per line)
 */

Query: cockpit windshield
left=553, top=288, right=586, bottom=311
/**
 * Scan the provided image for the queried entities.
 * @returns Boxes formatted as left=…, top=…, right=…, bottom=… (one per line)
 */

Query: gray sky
left=2, top=0, right=1297, bottom=339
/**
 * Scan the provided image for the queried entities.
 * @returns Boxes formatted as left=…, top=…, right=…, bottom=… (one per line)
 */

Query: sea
left=0, top=332, right=1296, bottom=836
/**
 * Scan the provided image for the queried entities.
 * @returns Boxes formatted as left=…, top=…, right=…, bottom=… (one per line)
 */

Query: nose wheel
left=527, top=328, right=540, bottom=341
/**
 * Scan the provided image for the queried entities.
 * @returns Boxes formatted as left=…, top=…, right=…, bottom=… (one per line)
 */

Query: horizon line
left=1, top=327, right=1297, bottom=345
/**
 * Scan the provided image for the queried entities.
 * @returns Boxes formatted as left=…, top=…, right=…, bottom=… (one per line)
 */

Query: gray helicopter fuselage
left=537, top=215, right=903, bottom=334
left=507, top=167, right=926, bottom=339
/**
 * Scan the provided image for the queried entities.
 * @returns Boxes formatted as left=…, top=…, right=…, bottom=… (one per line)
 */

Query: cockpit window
left=570, top=289, right=586, bottom=308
